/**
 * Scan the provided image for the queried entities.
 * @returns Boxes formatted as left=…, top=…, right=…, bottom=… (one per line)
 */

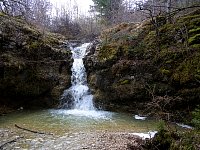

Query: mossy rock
left=29, top=41, right=41, bottom=49
left=143, top=31, right=157, bottom=51
left=21, top=25, right=41, bottom=37
left=86, top=9, right=200, bottom=117
left=0, top=13, right=72, bottom=109
left=98, top=44, right=119, bottom=61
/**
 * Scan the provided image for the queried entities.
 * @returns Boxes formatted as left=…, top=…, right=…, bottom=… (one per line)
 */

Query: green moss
left=189, top=27, right=200, bottom=35
left=29, top=41, right=41, bottom=49
left=173, top=63, right=191, bottom=83
left=188, top=34, right=200, bottom=45
left=187, top=18, right=200, bottom=30
left=127, top=43, right=145, bottom=58
left=98, top=44, right=118, bottom=61
left=21, top=25, right=41, bottom=36
left=120, top=79, right=130, bottom=85
left=156, top=16, right=167, bottom=27
left=44, top=32, right=66, bottom=44
left=192, top=44, right=200, bottom=48
left=165, top=60, right=173, bottom=64
left=144, top=31, right=157, bottom=50
left=146, top=118, right=200, bottom=150
left=160, top=68, right=171, bottom=75
left=195, top=74, right=200, bottom=80
left=2, top=53, right=25, bottom=69
left=159, top=23, right=174, bottom=33
left=172, top=52, right=200, bottom=84
left=157, top=120, right=166, bottom=131
left=192, top=105, right=200, bottom=130
left=179, top=14, right=200, bottom=22
left=170, top=131, right=200, bottom=150
left=0, top=12, right=5, bottom=16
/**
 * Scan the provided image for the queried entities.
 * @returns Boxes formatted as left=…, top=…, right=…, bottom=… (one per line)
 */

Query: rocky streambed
left=0, top=128, right=145, bottom=150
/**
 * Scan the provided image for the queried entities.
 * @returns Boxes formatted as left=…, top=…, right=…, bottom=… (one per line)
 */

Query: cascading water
left=60, top=43, right=96, bottom=111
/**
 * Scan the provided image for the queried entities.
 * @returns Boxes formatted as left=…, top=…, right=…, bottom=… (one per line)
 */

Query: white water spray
left=60, top=43, right=95, bottom=111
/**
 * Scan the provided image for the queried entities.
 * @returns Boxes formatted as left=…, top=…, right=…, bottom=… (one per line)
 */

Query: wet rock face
left=0, top=14, right=72, bottom=111
left=84, top=10, right=200, bottom=119
left=84, top=39, right=154, bottom=112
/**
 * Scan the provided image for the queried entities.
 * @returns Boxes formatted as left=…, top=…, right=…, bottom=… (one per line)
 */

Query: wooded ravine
left=0, top=0, right=200, bottom=149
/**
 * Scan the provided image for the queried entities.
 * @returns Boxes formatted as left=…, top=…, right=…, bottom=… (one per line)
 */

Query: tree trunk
left=166, top=0, right=172, bottom=23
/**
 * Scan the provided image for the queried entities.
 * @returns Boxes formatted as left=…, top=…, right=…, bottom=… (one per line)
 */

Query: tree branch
left=15, top=124, right=53, bottom=135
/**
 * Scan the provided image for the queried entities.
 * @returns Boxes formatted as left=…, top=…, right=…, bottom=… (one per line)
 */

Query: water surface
left=0, top=109, right=159, bottom=149
left=0, top=109, right=158, bottom=134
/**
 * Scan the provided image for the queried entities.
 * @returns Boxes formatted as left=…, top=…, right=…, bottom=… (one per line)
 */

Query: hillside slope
left=85, top=9, right=200, bottom=121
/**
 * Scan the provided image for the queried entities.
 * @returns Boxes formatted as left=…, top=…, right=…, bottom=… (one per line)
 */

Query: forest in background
left=1, top=0, right=200, bottom=40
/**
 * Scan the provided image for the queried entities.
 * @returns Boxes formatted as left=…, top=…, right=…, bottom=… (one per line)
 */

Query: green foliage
left=189, top=27, right=200, bottom=35
left=157, top=120, right=166, bottom=131
left=170, top=131, right=200, bottom=150
left=192, top=105, right=200, bottom=130
left=160, top=68, right=171, bottom=76
left=0, top=12, right=5, bottom=16
left=172, top=52, right=200, bottom=84
left=120, top=79, right=130, bottom=85
left=92, top=0, right=109, bottom=9
left=146, top=120, right=200, bottom=150
left=192, top=44, right=200, bottom=48
left=188, top=34, right=200, bottom=45
left=92, top=0, right=122, bottom=24
left=92, top=0, right=111, bottom=19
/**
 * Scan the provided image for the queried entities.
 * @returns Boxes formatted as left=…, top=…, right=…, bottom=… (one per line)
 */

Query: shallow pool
left=0, top=109, right=158, bottom=149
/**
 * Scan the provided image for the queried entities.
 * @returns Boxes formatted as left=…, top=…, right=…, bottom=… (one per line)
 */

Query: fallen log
left=14, top=124, right=53, bottom=135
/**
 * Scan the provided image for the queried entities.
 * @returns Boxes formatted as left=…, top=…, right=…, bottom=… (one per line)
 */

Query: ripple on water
left=50, top=109, right=113, bottom=120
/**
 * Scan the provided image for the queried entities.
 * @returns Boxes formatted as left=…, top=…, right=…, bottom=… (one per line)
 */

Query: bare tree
left=0, top=0, right=29, bottom=16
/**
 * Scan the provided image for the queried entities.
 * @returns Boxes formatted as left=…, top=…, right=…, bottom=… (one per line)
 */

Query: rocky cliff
left=0, top=13, right=72, bottom=113
left=85, top=9, right=200, bottom=121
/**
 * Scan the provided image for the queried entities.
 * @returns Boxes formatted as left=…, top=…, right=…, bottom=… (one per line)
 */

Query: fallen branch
left=0, top=136, right=23, bottom=149
left=14, top=124, right=53, bottom=135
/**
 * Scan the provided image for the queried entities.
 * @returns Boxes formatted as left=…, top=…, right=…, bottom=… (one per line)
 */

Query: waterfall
left=60, top=43, right=95, bottom=111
